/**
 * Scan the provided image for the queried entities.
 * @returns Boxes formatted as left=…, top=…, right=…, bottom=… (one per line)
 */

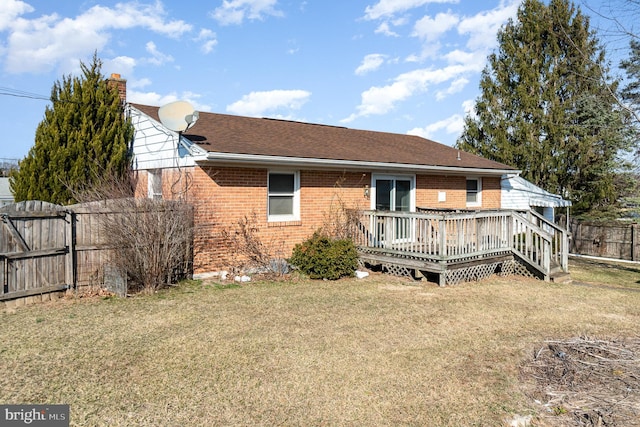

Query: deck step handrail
left=518, top=210, right=570, bottom=274
left=353, top=209, right=570, bottom=281
left=511, top=211, right=553, bottom=275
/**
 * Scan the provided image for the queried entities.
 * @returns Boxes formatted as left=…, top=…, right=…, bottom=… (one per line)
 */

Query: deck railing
left=353, top=209, right=569, bottom=279
left=513, top=209, right=569, bottom=275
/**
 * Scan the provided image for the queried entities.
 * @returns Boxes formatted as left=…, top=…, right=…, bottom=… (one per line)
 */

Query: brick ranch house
left=110, top=75, right=570, bottom=279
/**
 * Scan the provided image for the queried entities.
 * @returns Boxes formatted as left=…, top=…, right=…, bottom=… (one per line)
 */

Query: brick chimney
left=107, top=73, right=127, bottom=104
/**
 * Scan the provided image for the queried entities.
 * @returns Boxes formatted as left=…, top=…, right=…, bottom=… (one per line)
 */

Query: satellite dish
left=158, top=100, right=199, bottom=132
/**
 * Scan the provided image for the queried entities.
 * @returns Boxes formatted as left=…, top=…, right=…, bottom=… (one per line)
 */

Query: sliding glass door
left=373, top=175, right=415, bottom=242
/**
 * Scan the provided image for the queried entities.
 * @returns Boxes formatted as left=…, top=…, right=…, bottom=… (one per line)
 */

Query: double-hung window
left=466, top=177, right=482, bottom=207
left=268, top=171, right=300, bottom=221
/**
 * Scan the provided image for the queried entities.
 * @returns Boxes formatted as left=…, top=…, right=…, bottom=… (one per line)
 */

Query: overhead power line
left=0, top=86, right=50, bottom=101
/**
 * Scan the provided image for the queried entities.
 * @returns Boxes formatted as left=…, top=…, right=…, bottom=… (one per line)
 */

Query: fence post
left=562, top=228, right=569, bottom=271
left=65, top=211, right=76, bottom=291
left=633, top=224, right=639, bottom=262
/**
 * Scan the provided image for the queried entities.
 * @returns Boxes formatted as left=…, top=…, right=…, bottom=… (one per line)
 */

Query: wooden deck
left=353, top=209, right=569, bottom=285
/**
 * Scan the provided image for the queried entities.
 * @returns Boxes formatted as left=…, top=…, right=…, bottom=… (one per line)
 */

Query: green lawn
left=1, top=261, right=639, bottom=426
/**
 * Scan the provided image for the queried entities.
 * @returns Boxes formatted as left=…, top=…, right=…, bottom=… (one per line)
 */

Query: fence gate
left=0, top=201, right=72, bottom=301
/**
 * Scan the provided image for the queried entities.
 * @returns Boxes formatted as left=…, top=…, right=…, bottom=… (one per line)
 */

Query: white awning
left=530, top=197, right=572, bottom=208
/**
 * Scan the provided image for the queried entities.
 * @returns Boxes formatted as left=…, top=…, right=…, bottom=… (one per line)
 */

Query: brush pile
left=521, top=336, right=640, bottom=426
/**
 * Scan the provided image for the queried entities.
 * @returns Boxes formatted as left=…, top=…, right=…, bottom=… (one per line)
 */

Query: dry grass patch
left=1, top=268, right=639, bottom=426
left=569, top=257, right=640, bottom=291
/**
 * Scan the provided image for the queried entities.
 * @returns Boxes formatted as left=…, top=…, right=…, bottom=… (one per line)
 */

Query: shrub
left=289, top=232, right=358, bottom=280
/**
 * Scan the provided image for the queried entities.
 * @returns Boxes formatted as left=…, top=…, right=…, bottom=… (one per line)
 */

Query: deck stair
left=549, top=263, right=573, bottom=283
left=353, top=209, right=570, bottom=286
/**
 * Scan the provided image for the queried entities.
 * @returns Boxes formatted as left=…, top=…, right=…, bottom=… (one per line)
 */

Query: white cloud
left=406, top=42, right=443, bottom=62
left=128, top=89, right=211, bottom=112
left=128, top=90, right=178, bottom=106
left=408, top=98, right=475, bottom=141
left=435, top=76, right=468, bottom=100
left=92, top=3, right=191, bottom=36
left=407, top=114, right=464, bottom=140
left=443, top=49, right=480, bottom=66
left=104, top=55, right=137, bottom=78
left=364, top=0, right=459, bottom=21
left=355, top=53, right=387, bottom=75
left=0, top=0, right=33, bottom=31
left=345, top=1, right=521, bottom=125
left=342, top=64, right=468, bottom=122
left=144, top=41, right=173, bottom=66
left=2, top=1, right=191, bottom=74
left=412, top=11, right=459, bottom=42
left=195, top=29, right=218, bottom=54
left=226, top=89, right=311, bottom=116
left=130, top=77, right=152, bottom=89
left=458, top=0, right=520, bottom=51
left=286, top=38, right=299, bottom=55
left=211, top=0, right=283, bottom=26
left=374, top=21, right=399, bottom=37
left=462, top=98, right=476, bottom=119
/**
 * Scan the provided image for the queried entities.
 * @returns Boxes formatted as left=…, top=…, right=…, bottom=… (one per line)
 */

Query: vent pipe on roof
left=457, top=150, right=461, bottom=161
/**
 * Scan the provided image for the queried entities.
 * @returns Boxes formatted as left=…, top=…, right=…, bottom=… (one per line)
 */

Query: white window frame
left=148, top=169, right=162, bottom=200
left=370, top=173, right=416, bottom=212
left=267, top=170, right=300, bottom=222
left=466, top=177, right=482, bottom=208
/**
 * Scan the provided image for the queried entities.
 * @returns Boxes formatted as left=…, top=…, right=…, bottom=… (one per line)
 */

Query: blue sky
left=0, top=0, right=632, bottom=161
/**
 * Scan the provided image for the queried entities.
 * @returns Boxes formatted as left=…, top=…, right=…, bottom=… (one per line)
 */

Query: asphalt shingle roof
left=131, top=103, right=516, bottom=172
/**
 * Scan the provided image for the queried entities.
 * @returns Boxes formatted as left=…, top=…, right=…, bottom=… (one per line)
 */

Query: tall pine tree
left=10, top=54, right=133, bottom=205
left=620, top=38, right=640, bottom=155
left=457, top=0, right=634, bottom=213
left=621, top=39, right=640, bottom=107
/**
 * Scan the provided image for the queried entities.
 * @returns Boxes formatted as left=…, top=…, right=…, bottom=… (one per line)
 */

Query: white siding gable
left=501, top=175, right=571, bottom=210
left=128, top=105, right=204, bottom=171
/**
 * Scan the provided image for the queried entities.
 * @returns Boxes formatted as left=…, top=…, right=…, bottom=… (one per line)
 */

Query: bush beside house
left=289, top=232, right=358, bottom=280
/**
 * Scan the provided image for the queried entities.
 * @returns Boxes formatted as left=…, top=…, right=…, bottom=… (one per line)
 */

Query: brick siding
left=136, top=166, right=503, bottom=273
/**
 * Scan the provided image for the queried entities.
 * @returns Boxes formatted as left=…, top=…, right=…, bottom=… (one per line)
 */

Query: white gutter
left=196, top=151, right=519, bottom=176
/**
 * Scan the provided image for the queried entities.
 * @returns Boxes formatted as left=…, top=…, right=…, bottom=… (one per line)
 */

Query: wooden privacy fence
left=0, top=201, right=72, bottom=301
left=571, top=219, right=640, bottom=261
left=1, top=199, right=193, bottom=302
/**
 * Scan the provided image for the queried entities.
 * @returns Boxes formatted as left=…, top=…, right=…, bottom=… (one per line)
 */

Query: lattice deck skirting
left=499, top=259, right=535, bottom=279
left=359, top=251, right=538, bottom=286
left=445, top=259, right=536, bottom=285
left=445, top=261, right=502, bottom=285
left=382, top=263, right=413, bottom=278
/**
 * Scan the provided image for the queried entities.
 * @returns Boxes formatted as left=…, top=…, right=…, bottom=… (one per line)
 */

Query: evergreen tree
left=620, top=38, right=640, bottom=162
left=10, top=54, right=133, bottom=205
left=457, top=0, right=634, bottom=213
left=621, top=39, right=640, bottom=111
